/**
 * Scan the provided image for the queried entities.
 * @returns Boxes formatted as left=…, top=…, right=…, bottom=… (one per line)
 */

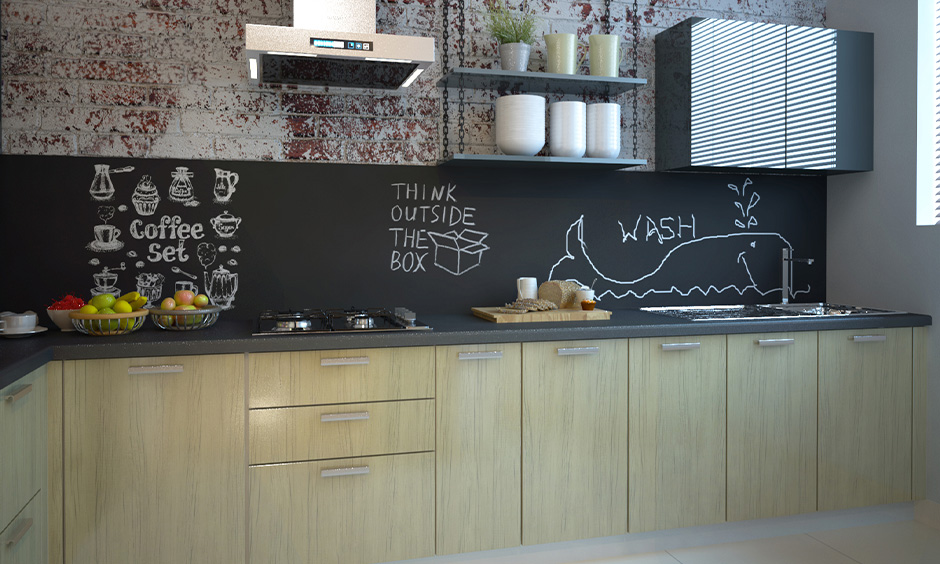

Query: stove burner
left=255, top=307, right=430, bottom=335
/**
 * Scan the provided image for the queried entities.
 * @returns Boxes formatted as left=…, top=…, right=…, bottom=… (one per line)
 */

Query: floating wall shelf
left=438, top=67, right=647, bottom=97
left=438, top=154, right=647, bottom=170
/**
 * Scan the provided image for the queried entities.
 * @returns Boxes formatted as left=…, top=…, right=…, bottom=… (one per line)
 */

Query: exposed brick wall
left=1, top=0, right=826, bottom=165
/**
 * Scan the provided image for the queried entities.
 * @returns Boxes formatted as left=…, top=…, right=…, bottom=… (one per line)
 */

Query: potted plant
left=484, top=0, right=540, bottom=71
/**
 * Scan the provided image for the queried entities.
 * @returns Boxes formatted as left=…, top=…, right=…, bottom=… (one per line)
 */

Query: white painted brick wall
left=0, top=0, right=827, bottom=165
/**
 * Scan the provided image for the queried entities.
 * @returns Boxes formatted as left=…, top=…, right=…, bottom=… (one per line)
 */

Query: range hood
left=246, top=0, right=435, bottom=91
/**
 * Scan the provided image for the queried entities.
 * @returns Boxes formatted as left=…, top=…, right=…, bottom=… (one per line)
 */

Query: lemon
left=79, top=304, right=98, bottom=314
left=113, top=300, right=133, bottom=314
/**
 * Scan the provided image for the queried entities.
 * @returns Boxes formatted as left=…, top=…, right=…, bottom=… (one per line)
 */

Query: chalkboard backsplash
left=0, top=155, right=826, bottom=318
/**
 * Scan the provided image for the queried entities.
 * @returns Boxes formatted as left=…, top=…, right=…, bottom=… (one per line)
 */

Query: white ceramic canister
left=495, top=94, right=546, bottom=156
left=549, top=101, right=586, bottom=158
left=586, top=102, right=621, bottom=159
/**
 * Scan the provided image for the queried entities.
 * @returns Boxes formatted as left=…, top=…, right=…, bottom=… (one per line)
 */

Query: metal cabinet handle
left=320, top=356, right=370, bottom=366
left=458, top=351, right=503, bottom=360
left=127, top=365, right=184, bottom=375
left=557, top=347, right=600, bottom=356
left=4, top=517, right=33, bottom=548
left=3, top=384, right=32, bottom=403
left=758, top=339, right=795, bottom=347
left=320, top=411, right=370, bottom=422
left=321, top=466, right=370, bottom=478
left=853, top=335, right=887, bottom=342
left=661, top=342, right=701, bottom=351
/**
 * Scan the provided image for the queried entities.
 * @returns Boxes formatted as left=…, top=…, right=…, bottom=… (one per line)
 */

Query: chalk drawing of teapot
left=210, top=211, right=242, bottom=238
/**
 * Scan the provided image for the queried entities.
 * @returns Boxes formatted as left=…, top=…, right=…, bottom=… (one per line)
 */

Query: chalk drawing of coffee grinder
left=91, top=262, right=126, bottom=297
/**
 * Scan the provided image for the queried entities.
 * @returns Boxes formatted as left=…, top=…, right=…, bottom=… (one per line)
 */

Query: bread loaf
left=538, top=280, right=582, bottom=309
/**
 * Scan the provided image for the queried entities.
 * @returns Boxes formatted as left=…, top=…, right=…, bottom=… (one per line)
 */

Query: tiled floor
left=580, top=521, right=940, bottom=564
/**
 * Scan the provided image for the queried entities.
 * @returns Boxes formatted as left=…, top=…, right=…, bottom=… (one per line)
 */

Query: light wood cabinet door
left=629, top=335, right=726, bottom=533
left=522, top=340, right=629, bottom=545
left=0, top=365, right=46, bottom=534
left=0, top=491, right=47, bottom=564
left=249, top=452, right=434, bottom=564
left=818, top=328, right=913, bottom=511
left=248, top=347, right=434, bottom=408
left=436, top=344, right=521, bottom=555
left=727, top=332, right=817, bottom=521
left=63, top=355, right=245, bottom=564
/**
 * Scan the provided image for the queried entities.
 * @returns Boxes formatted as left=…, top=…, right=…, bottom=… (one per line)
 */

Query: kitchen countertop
left=1, top=308, right=931, bottom=390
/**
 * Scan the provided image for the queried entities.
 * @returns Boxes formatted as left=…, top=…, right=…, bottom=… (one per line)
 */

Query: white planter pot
left=586, top=102, right=621, bottom=158
left=549, top=101, right=586, bottom=158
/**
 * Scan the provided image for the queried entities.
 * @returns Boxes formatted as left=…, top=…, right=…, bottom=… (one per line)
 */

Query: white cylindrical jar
left=586, top=102, right=621, bottom=159
left=549, top=101, right=586, bottom=158
left=495, top=94, right=546, bottom=156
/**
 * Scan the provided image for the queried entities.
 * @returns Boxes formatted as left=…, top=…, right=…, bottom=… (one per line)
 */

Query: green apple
left=193, top=294, right=210, bottom=308
left=90, top=293, right=115, bottom=310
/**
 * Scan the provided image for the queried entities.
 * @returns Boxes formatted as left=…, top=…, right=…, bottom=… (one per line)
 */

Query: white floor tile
left=666, top=533, right=860, bottom=564
left=810, top=521, right=940, bottom=564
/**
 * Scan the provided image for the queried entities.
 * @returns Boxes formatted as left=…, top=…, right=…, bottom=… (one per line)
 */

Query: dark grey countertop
left=1, top=308, right=931, bottom=391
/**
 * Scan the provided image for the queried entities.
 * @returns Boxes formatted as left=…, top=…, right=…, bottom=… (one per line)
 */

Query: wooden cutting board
left=471, top=307, right=612, bottom=323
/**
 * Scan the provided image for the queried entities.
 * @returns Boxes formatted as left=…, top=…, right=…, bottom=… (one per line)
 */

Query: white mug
left=575, top=288, right=595, bottom=303
left=517, top=277, right=538, bottom=300
left=0, top=311, right=38, bottom=334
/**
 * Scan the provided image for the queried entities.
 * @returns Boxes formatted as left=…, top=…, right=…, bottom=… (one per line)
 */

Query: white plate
left=0, top=326, right=48, bottom=338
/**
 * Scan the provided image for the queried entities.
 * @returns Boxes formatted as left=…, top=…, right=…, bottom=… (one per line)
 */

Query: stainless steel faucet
left=781, top=248, right=814, bottom=304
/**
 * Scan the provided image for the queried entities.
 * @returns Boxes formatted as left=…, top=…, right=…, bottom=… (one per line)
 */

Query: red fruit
left=160, top=298, right=177, bottom=311
left=174, top=290, right=195, bottom=305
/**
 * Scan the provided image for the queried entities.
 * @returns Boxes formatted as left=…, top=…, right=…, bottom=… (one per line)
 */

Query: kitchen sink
left=641, top=303, right=905, bottom=321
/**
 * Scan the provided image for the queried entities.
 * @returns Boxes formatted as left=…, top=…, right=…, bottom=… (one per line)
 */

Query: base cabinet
left=436, top=344, right=521, bottom=555
left=818, top=328, right=913, bottom=511
left=63, top=355, right=245, bottom=564
left=727, top=332, right=817, bottom=521
left=1, top=364, right=48, bottom=564
left=629, top=335, right=726, bottom=532
left=522, top=340, right=629, bottom=545
left=249, top=453, right=434, bottom=564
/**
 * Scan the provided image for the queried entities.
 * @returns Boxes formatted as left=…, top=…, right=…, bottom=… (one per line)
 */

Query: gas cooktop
left=254, top=307, right=431, bottom=335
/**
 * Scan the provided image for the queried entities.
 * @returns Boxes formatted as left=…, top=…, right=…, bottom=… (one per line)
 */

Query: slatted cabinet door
left=63, top=355, right=245, bottom=564
left=727, top=332, right=817, bottom=521
left=522, top=340, right=629, bottom=546
left=818, top=328, right=913, bottom=510
left=436, top=344, right=522, bottom=555
left=629, top=335, right=726, bottom=533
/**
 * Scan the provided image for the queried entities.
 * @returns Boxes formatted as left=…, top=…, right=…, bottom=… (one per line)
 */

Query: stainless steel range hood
left=246, top=0, right=435, bottom=91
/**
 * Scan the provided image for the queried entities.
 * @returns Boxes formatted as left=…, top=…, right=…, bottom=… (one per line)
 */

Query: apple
left=193, top=293, right=209, bottom=308
left=174, top=290, right=195, bottom=306
left=90, top=293, right=115, bottom=310
left=175, top=304, right=199, bottom=327
left=160, top=297, right=177, bottom=311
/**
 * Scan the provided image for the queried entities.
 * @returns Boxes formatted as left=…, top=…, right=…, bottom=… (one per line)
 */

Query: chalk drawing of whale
left=548, top=216, right=811, bottom=301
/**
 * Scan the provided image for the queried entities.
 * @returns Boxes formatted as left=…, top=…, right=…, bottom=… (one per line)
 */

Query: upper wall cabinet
left=655, top=18, right=873, bottom=174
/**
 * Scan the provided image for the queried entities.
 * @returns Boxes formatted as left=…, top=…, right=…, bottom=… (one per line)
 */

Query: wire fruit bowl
left=69, top=309, right=148, bottom=336
left=148, top=305, right=221, bottom=331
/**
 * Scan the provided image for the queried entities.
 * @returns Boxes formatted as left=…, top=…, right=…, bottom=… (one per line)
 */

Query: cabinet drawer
left=1, top=491, right=47, bottom=564
left=0, top=367, right=46, bottom=533
left=249, top=452, right=434, bottom=564
left=249, top=399, right=434, bottom=465
left=249, top=348, right=435, bottom=408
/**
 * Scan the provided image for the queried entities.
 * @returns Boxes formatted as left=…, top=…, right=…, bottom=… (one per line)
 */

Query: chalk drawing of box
left=427, top=229, right=490, bottom=276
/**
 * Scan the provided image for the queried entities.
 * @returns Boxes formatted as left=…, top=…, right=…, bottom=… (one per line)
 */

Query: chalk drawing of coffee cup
left=87, top=224, right=124, bottom=252
left=210, top=211, right=241, bottom=238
